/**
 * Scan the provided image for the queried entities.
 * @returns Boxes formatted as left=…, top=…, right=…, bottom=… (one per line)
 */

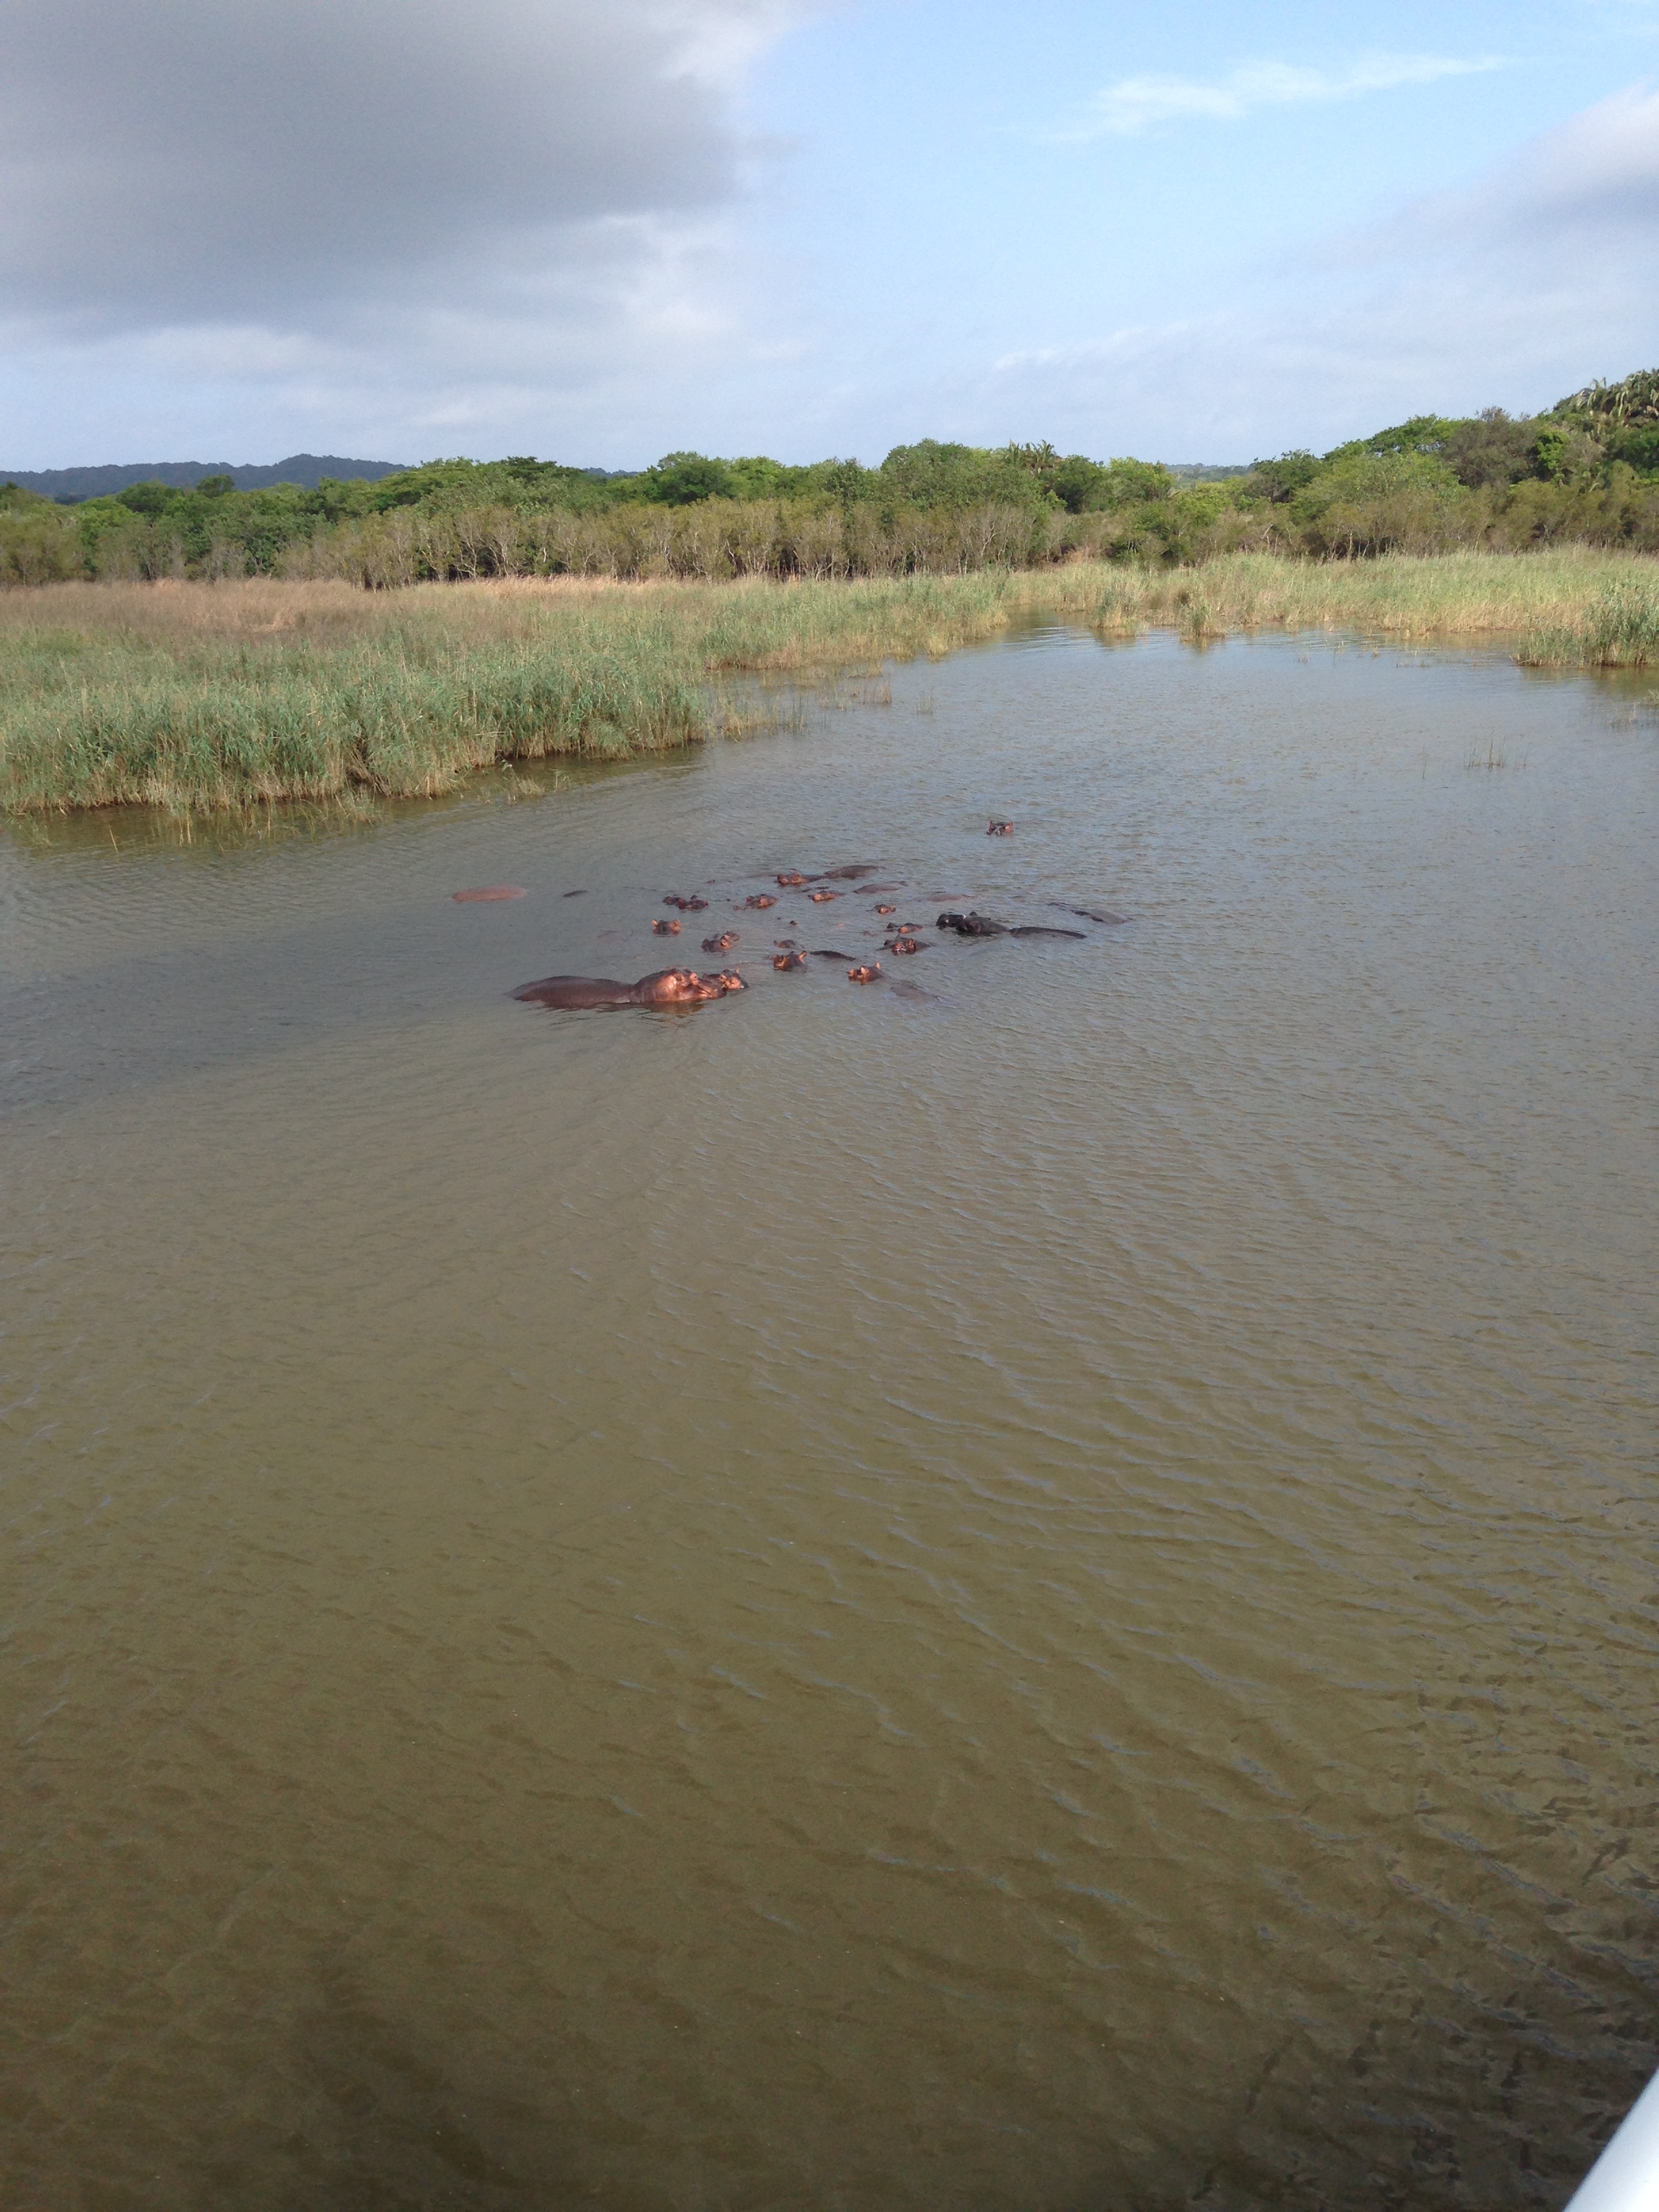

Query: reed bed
left=1075, top=546, right=1659, bottom=642
left=1, top=551, right=1652, bottom=813
left=1512, top=577, right=1659, bottom=668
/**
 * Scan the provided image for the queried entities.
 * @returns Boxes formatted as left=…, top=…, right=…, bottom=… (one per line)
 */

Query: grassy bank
left=1, top=550, right=1653, bottom=813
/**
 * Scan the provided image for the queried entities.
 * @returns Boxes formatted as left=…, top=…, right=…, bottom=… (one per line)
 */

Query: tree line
left=3, top=369, right=1658, bottom=588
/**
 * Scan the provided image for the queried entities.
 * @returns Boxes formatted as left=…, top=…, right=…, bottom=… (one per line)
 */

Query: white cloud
left=1070, top=51, right=1507, bottom=139
left=981, top=83, right=1659, bottom=455
left=1359, top=78, right=1659, bottom=249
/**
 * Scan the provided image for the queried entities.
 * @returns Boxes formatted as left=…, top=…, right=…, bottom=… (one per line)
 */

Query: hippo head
left=635, top=967, right=723, bottom=1004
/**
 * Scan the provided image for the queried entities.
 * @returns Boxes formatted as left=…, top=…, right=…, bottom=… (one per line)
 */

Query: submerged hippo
left=513, top=967, right=735, bottom=1010
left=937, top=911, right=1008, bottom=937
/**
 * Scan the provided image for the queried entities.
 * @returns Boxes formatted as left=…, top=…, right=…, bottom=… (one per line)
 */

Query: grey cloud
left=0, top=0, right=792, bottom=327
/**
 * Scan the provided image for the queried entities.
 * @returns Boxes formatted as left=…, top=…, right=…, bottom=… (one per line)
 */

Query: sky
left=1, top=0, right=1656, bottom=468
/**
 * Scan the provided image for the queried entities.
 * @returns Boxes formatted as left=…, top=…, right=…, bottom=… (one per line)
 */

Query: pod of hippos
left=506, top=857, right=1130, bottom=1010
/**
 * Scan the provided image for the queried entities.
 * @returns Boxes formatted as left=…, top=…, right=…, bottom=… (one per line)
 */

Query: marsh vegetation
left=1, top=549, right=1654, bottom=813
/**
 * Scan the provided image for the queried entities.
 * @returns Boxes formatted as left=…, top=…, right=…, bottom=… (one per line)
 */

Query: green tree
left=1443, top=410, right=1538, bottom=489
left=640, top=452, right=738, bottom=504
left=1049, top=455, right=1107, bottom=513
left=115, top=480, right=182, bottom=519
left=879, top=440, right=1050, bottom=509
left=1607, top=425, right=1659, bottom=476
left=1246, top=451, right=1322, bottom=504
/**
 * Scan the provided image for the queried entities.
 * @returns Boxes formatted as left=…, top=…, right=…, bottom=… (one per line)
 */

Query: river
left=1, top=627, right=1654, bottom=2211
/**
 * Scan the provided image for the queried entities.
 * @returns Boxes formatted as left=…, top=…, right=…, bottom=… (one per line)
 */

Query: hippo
left=652, top=917, right=682, bottom=936
left=743, top=894, right=777, bottom=910
left=808, top=948, right=858, bottom=960
left=702, top=930, right=740, bottom=954
left=874, top=904, right=896, bottom=916
left=773, top=949, right=808, bottom=971
left=1010, top=926, right=1086, bottom=939
left=514, top=967, right=732, bottom=1010
left=777, top=871, right=807, bottom=886
left=883, top=935, right=926, bottom=955
left=1061, top=906, right=1131, bottom=925
left=808, top=890, right=840, bottom=903
left=847, top=964, right=882, bottom=983
left=937, top=911, right=1008, bottom=937
left=987, top=820, right=1013, bottom=836
left=819, top=864, right=882, bottom=880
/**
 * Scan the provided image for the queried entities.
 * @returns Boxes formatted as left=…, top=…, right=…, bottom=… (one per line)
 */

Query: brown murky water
left=2, top=630, right=1655, bottom=2212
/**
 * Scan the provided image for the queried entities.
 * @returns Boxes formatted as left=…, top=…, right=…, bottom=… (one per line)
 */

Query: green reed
left=1516, top=577, right=1659, bottom=668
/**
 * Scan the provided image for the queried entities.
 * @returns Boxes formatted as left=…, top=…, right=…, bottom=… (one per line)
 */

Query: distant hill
left=0, top=454, right=410, bottom=502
